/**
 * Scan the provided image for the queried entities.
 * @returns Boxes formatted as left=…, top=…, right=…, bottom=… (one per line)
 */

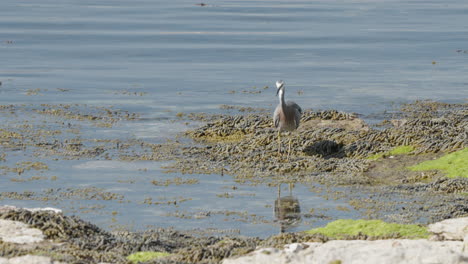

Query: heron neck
left=278, top=89, right=285, bottom=106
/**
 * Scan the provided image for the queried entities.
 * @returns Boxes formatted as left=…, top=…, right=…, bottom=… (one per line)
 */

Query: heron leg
left=287, top=136, right=292, bottom=161
left=277, top=130, right=281, bottom=156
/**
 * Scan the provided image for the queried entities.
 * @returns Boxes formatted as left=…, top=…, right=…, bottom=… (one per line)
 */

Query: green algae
left=367, top=153, right=384, bottom=161
left=127, top=251, right=170, bottom=263
left=367, top=145, right=415, bottom=161
left=305, top=219, right=429, bottom=239
left=0, top=161, right=49, bottom=176
left=193, top=130, right=246, bottom=143
left=409, top=148, right=468, bottom=178
left=0, top=129, right=22, bottom=139
left=151, top=177, right=199, bottom=186
left=389, top=145, right=415, bottom=155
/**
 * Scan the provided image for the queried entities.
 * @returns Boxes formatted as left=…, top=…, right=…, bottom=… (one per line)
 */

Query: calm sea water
left=0, top=0, right=467, bottom=237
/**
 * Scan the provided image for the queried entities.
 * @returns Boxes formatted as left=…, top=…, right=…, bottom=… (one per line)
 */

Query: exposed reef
left=131, top=100, right=468, bottom=225
left=141, top=101, right=467, bottom=187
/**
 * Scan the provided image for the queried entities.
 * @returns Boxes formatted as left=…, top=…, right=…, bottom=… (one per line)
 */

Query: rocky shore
left=0, top=101, right=467, bottom=263
left=0, top=205, right=467, bottom=264
left=0, top=101, right=466, bottom=225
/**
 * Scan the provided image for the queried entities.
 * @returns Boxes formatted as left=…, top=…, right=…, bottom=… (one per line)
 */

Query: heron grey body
left=273, top=81, right=302, bottom=132
left=273, top=80, right=302, bottom=157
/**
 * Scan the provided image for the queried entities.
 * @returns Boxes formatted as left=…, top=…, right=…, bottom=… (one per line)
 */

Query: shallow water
left=0, top=0, right=467, bottom=237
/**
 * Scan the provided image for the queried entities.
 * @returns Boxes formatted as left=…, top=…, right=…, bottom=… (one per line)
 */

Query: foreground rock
left=429, top=217, right=468, bottom=241
left=0, top=219, right=44, bottom=244
left=223, top=239, right=468, bottom=264
left=0, top=255, right=64, bottom=264
left=224, top=217, right=468, bottom=264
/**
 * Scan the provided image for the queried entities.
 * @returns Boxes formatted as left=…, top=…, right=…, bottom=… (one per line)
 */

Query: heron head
left=276, top=80, right=284, bottom=95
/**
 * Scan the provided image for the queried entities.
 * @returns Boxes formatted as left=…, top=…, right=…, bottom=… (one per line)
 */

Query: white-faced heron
left=273, top=80, right=302, bottom=159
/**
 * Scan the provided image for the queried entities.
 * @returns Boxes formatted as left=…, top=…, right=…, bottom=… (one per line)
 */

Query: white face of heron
left=276, top=80, right=284, bottom=89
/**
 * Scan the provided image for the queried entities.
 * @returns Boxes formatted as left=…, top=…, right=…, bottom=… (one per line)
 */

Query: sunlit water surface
left=0, top=0, right=467, bottom=237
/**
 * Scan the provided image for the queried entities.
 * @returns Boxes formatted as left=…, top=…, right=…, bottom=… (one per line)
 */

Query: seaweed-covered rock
left=170, top=237, right=259, bottom=264
left=136, top=101, right=468, bottom=188
left=0, top=206, right=261, bottom=264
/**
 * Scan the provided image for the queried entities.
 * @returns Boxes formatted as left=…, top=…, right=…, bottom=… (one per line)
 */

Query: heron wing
left=294, top=108, right=301, bottom=129
left=286, top=101, right=302, bottom=114
left=273, top=106, right=281, bottom=128
left=286, top=101, right=302, bottom=129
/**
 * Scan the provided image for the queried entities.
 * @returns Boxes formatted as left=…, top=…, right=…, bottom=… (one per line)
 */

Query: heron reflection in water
left=274, top=183, right=301, bottom=233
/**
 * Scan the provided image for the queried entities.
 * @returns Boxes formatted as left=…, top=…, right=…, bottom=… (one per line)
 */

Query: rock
left=464, top=235, right=468, bottom=253
left=8, top=255, right=63, bottom=264
left=284, top=243, right=305, bottom=253
left=223, top=239, right=468, bottom=264
left=429, top=217, right=468, bottom=241
left=0, top=205, right=61, bottom=214
left=0, top=219, right=44, bottom=244
left=24, top=207, right=62, bottom=214
left=0, top=255, right=67, bottom=264
left=0, top=205, right=18, bottom=213
left=391, top=119, right=407, bottom=127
